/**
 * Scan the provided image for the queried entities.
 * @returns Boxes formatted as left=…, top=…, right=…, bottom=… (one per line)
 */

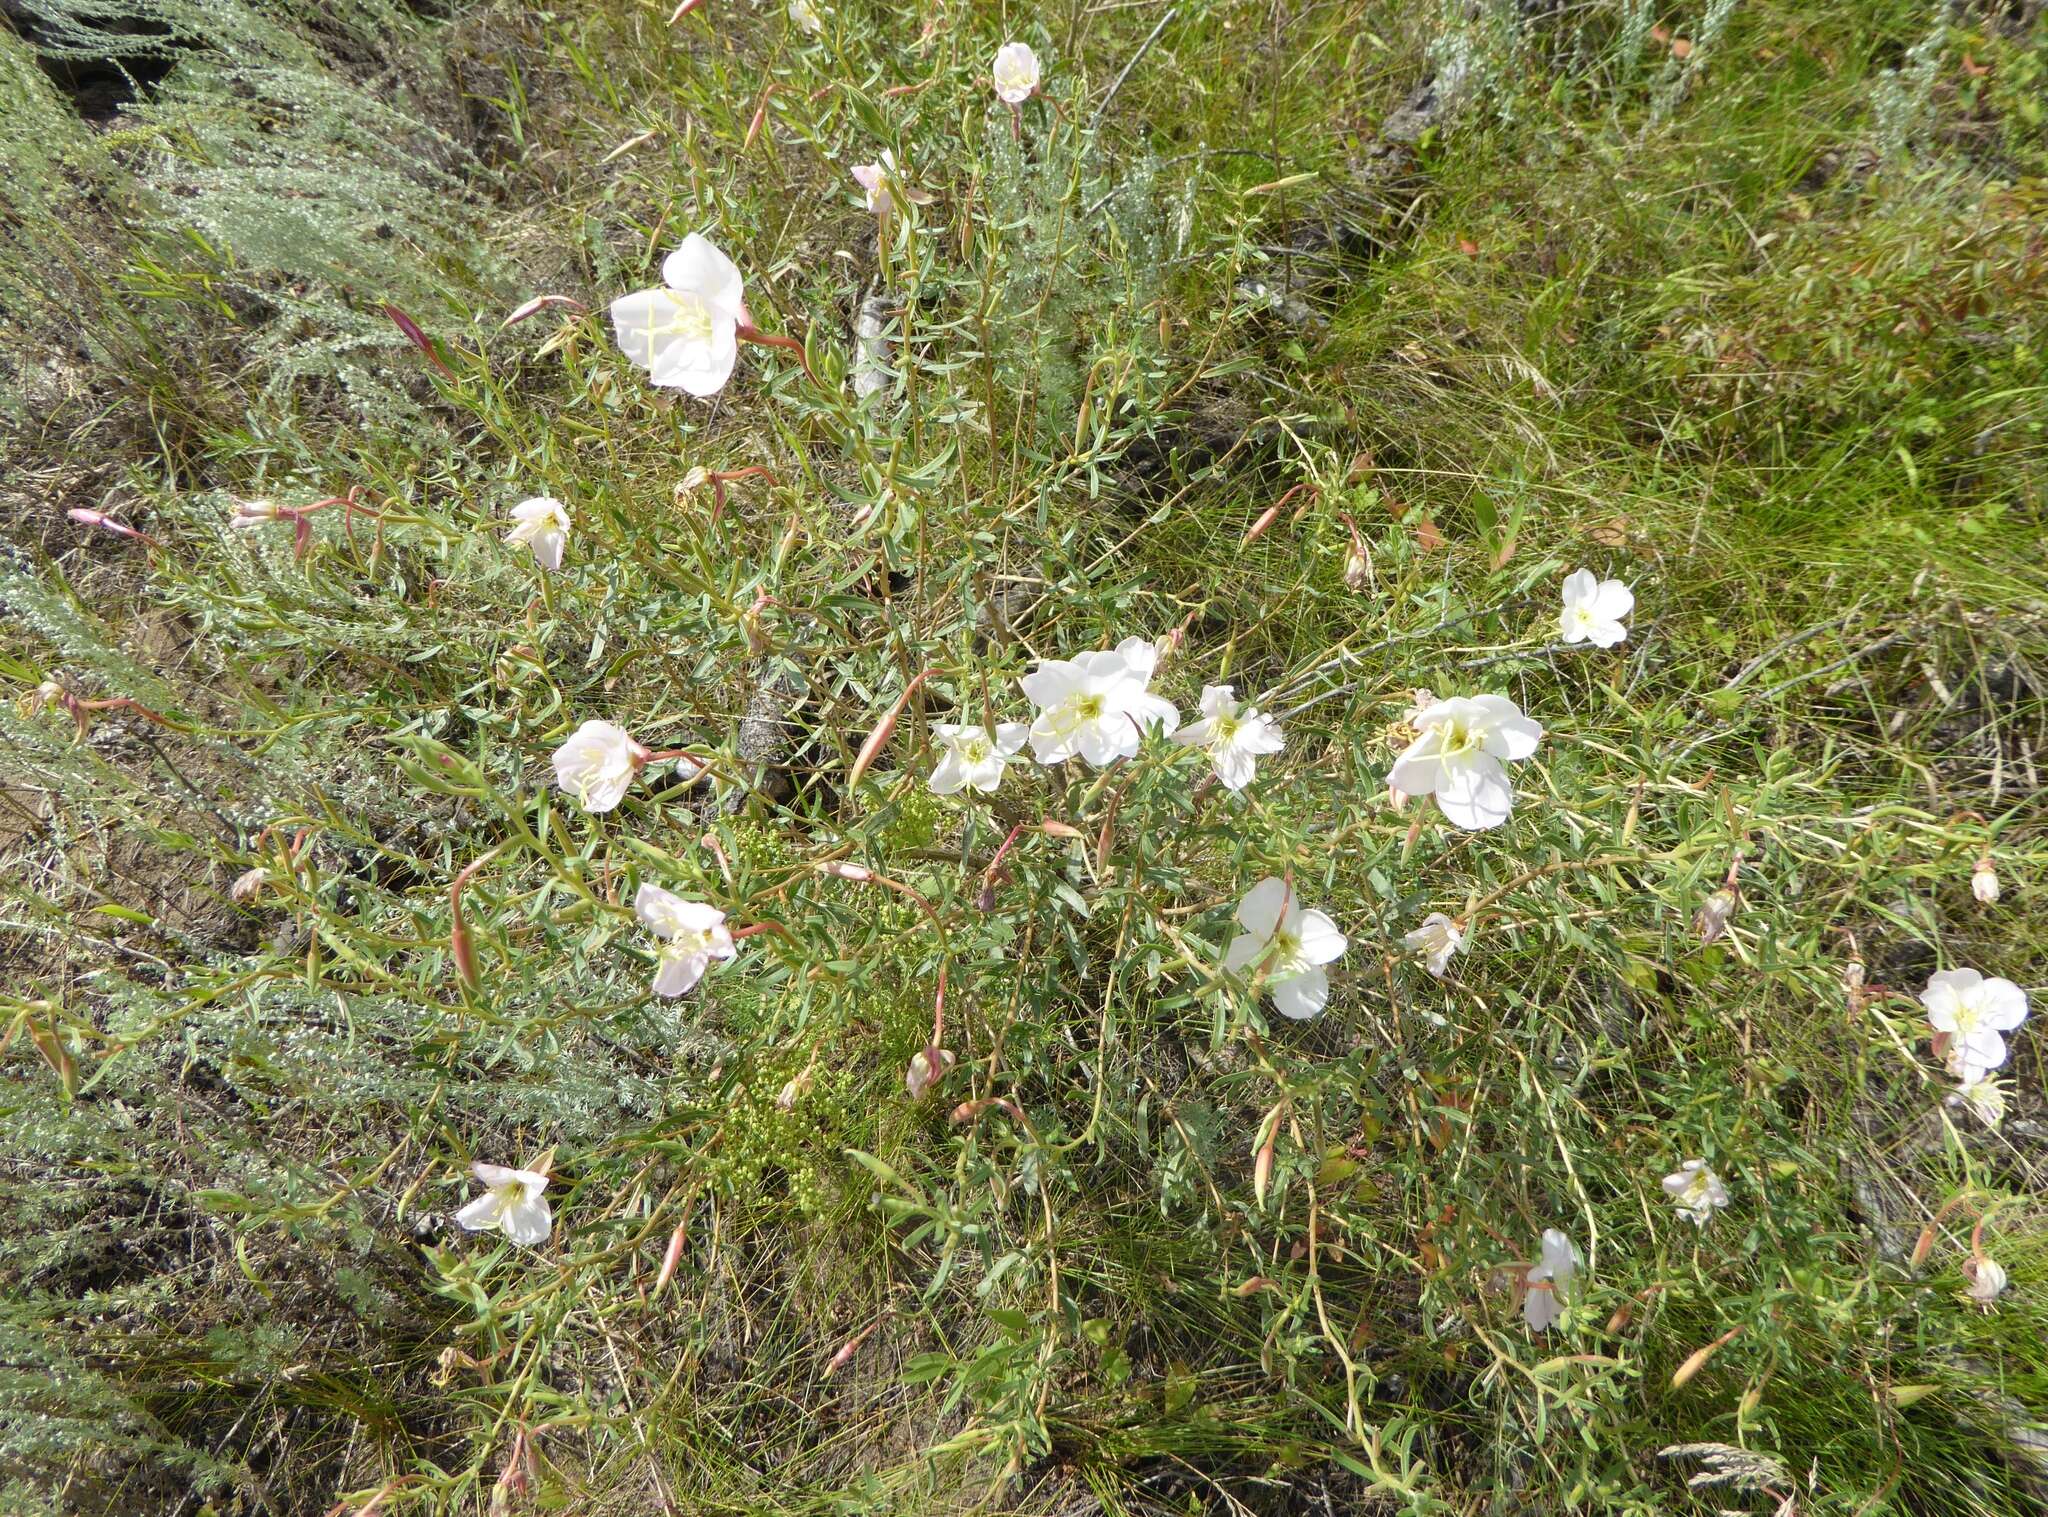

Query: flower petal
left=1434, top=754, right=1515, bottom=830
left=454, top=1192, right=505, bottom=1232
left=661, top=232, right=746, bottom=320
left=1271, top=965, right=1329, bottom=1020
left=1236, top=877, right=1291, bottom=937
left=499, top=1193, right=553, bottom=1246
left=1293, top=909, right=1347, bottom=966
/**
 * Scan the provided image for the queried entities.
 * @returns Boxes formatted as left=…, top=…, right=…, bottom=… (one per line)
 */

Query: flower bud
left=230, top=497, right=285, bottom=530
left=230, top=866, right=273, bottom=904
left=1963, top=1254, right=2007, bottom=1306
left=1695, top=888, right=1737, bottom=946
left=905, top=1044, right=954, bottom=1100
left=1343, top=547, right=1370, bottom=592
left=1972, top=856, right=1999, bottom=905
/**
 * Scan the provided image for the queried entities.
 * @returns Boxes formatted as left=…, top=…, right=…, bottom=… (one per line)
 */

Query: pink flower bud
left=905, top=1044, right=954, bottom=1099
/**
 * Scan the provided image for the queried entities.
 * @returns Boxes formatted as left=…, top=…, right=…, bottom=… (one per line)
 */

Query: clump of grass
left=2, top=0, right=2045, bottom=1513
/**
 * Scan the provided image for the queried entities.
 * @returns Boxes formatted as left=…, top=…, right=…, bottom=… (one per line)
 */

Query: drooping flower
left=788, top=0, right=823, bottom=33
left=1387, top=694, right=1544, bottom=831
left=1662, top=1159, right=1730, bottom=1228
left=553, top=720, right=651, bottom=813
left=455, top=1162, right=552, bottom=1246
left=1224, top=876, right=1348, bottom=1021
left=1695, top=887, right=1738, bottom=946
left=1173, top=684, right=1283, bottom=792
left=992, top=42, right=1041, bottom=104
left=230, top=866, right=273, bottom=904
left=1523, top=1228, right=1580, bottom=1333
left=1020, top=636, right=1181, bottom=767
left=1962, top=1255, right=2008, bottom=1307
left=1558, top=568, right=1634, bottom=648
left=1949, top=1076, right=2007, bottom=1130
left=506, top=496, right=571, bottom=572
left=1404, top=912, right=1464, bottom=978
left=1921, top=967, right=2029, bottom=1082
left=634, top=883, right=736, bottom=997
left=929, top=721, right=1029, bottom=796
left=610, top=233, right=748, bottom=398
left=1972, top=856, right=2000, bottom=905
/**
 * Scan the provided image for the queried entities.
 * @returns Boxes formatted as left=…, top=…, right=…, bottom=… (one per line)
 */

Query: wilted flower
left=1695, top=887, right=1738, bottom=946
left=1972, top=856, right=2000, bottom=905
left=21, top=676, right=67, bottom=716
left=553, top=720, right=651, bottom=813
left=230, top=866, right=272, bottom=904
left=1173, top=685, right=1283, bottom=792
left=1523, top=1228, right=1580, bottom=1333
left=1224, top=876, right=1348, bottom=1021
left=634, top=883, right=736, bottom=997
left=906, top=1044, right=955, bottom=1099
left=992, top=41, right=1041, bottom=104
left=788, top=0, right=823, bottom=33
left=1662, top=1159, right=1730, bottom=1228
left=1343, top=545, right=1370, bottom=592
left=610, top=233, right=748, bottom=397
left=1020, top=636, right=1180, bottom=767
left=1949, top=1075, right=2007, bottom=1130
left=1962, top=1254, right=2008, bottom=1307
left=1387, top=694, right=1543, bottom=831
left=506, top=496, right=571, bottom=572
left=1558, top=568, right=1634, bottom=648
left=455, top=1162, right=552, bottom=1246
left=929, top=721, right=1029, bottom=796
left=1403, top=912, right=1464, bottom=978
left=1921, top=967, right=2029, bottom=1082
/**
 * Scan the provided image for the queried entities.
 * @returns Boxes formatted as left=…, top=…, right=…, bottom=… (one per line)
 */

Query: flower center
left=960, top=737, right=991, bottom=764
left=1213, top=712, right=1242, bottom=743
left=1076, top=694, right=1105, bottom=720
left=1950, top=1000, right=1985, bottom=1036
left=1438, top=718, right=1479, bottom=757
left=656, top=290, right=718, bottom=346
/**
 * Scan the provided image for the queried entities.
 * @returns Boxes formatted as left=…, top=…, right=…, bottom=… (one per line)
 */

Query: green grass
left=2, top=0, right=2046, bottom=1512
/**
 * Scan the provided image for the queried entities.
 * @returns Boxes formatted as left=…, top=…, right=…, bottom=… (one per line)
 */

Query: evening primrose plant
left=3, top=0, right=2047, bottom=1513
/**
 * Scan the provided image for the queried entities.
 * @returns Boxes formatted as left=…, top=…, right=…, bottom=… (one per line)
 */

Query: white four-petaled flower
left=1950, top=1075, right=2007, bottom=1130
left=1173, top=684, right=1283, bottom=793
left=992, top=42, right=1041, bottom=104
left=929, top=721, right=1029, bottom=795
left=610, top=234, right=748, bottom=398
left=788, top=0, right=823, bottom=33
left=1388, top=694, right=1544, bottom=831
left=1404, top=912, right=1465, bottom=978
left=1020, top=636, right=1180, bottom=767
left=506, top=496, right=571, bottom=572
left=455, top=1162, right=552, bottom=1246
left=1523, top=1228, right=1579, bottom=1333
left=1921, top=967, right=2029, bottom=1082
left=553, top=720, right=650, bottom=813
left=1558, top=568, right=1634, bottom=648
left=634, top=883, right=736, bottom=997
left=1662, top=1159, right=1730, bottom=1228
left=1224, top=876, right=1348, bottom=1021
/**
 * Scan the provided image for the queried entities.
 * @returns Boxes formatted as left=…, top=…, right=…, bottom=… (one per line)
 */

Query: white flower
left=1020, top=636, right=1181, bottom=767
left=788, top=0, right=823, bottom=33
left=929, top=721, right=1029, bottom=796
left=1949, top=1076, right=2007, bottom=1130
left=1963, top=1255, right=2008, bottom=1306
left=1523, top=1228, right=1579, bottom=1333
left=609, top=233, right=748, bottom=398
left=1387, top=694, right=1544, bottom=831
left=634, top=883, right=736, bottom=997
left=506, top=496, right=571, bottom=572
left=1173, top=685, right=1283, bottom=792
left=1403, top=912, right=1464, bottom=978
left=1224, top=876, right=1348, bottom=1021
left=1972, top=857, right=2000, bottom=905
left=552, top=720, right=649, bottom=813
left=992, top=41, right=1040, bottom=104
left=1661, top=1159, right=1730, bottom=1228
left=455, top=1162, right=552, bottom=1246
left=1921, top=967, right=2029, bottom=1082
left=1558, top=568, right=1634, bottom=648
left=851, top=150, right=895, bottom=213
